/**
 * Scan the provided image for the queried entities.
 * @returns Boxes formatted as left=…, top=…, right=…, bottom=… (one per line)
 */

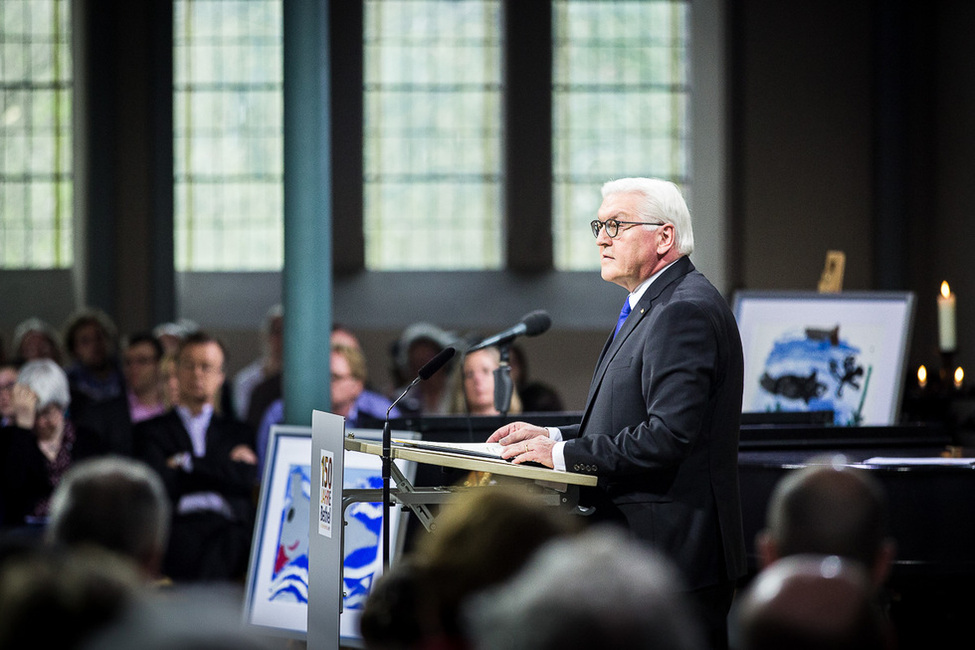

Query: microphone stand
left=381, top=346, right=455, bottom=570
left=382, top=377, right=417, bottom=571
left=493, top=343, right=514, bottom=416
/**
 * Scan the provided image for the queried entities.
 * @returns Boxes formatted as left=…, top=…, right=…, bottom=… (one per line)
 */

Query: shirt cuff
left=176, top=452, right=193, bottom=472
left=546, top=426, right=563, bottom=442
left=552, top=441, right=567, bottom=472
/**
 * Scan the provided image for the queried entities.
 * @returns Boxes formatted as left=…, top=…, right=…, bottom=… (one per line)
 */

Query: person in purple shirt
left=255, top=342, right=400, bottom=473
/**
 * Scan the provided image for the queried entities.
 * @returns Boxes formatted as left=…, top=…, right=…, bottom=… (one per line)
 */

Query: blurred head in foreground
left=467, top=527, right=705, bottom=650
left=732, top=554, right=893, bottom=650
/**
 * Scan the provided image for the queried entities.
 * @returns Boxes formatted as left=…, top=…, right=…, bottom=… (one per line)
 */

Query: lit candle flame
left=942, top=281, right=951, bottom=299
left=918, top=365, right=927, bottom=388
left=955, top=366, right=964, bottom=389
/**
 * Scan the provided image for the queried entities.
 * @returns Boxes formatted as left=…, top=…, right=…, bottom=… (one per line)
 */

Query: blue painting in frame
left=733, top=291, right=915, bottom=426
left=244, top=425, right=415, bottom=644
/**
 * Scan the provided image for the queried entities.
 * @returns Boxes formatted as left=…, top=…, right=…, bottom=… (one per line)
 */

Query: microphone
left=417, top=345, right=457, bottom=381
left=468, top=310, right=552, bottom=352
left=382, top=345, right=456, bottom=569
left=386, top=346, right=457, bottom=417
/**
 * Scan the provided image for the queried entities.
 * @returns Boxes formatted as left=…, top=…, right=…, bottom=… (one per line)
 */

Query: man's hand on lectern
left=488, top=421, right=554, bottom=468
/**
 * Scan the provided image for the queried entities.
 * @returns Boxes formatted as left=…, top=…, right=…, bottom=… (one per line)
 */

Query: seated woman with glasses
left=1, top=359, right=105, bottom=532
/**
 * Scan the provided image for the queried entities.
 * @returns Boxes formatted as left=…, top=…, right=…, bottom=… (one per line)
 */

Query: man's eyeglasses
left=179, top=361, right=222, bottom=375
left=590, top=218, right=665, bottom=239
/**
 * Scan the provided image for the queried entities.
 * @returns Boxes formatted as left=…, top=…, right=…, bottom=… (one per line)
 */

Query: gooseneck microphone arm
left=382, top=346, right=456, bottom=569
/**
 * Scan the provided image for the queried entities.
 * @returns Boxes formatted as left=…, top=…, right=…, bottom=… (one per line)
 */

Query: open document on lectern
left=391, top=439, right=505, bottom=461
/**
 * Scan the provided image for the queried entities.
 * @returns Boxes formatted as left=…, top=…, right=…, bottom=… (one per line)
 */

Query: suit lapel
left=580, top=257, right=696, bottom=423
left=166, top=409, right=196, bottom=453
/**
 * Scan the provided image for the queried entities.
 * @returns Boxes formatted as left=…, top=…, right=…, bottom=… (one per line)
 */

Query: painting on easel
left=733, top=291, right=915, bottom=426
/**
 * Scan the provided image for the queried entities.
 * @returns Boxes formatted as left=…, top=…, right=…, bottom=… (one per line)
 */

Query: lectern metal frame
left=308, top=412, right=597, bottom=650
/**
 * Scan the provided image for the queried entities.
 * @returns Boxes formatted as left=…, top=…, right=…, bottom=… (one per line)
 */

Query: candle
left=917, top=365, right=927, bottom=389
left=938, top=281, right=957, bottom=352
left=955, top=366, right=964, bottom=389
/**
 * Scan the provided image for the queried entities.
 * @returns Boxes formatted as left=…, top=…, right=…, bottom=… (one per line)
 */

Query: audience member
left=449, top=346, right=522, bottom=416
left=255, top=342, right=400, bottom=472
left=757, top=456, right=896, bottom=589
left=245, top=370, right=282, bottom=430
left=46, top=456, right=171, bottom=581
left=80, top=332, right=167, bottom=456
left=121, top=332, right=167, bottom=423
left=159, top=352, right=180, bottom=408
left=1, top=359, right=104, bottom=531
left=360, top=488, right=576, bottom=649
left=732, top=554, right=893, bottom=650
left=390, top=322, right=458, bottom=416
left=0, top=546, right=142, bottom=650
left=232, top=304, right=283, bottom=422
left=62, top=308, right=125, bottom=417
left=152, top=318, right=199, bottom=356
left=12, top=316, right=63, bottom=365
left=359, top=559, right=433, bottom=650
left=467, top=527, right=705, bottom=650
left=0, top=363, right=17, bottom=524
left=331, top=343, right=400, bottom=426
left=154, top=318, right=237, bottom=417
left=508, top=343, right=564, bottom=412
left=137, top=332, right=258, bottom=582
left=83, top=583, right=271, bottom=650
left=0, top=362, right=17, bottom=427
left=332, top=322, right=362, bottom=350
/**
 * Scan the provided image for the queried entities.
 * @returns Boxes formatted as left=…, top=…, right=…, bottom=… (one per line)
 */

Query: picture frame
left=243, top=424, right=416, bottom=644
left=732, top=290, right=916, bottom=426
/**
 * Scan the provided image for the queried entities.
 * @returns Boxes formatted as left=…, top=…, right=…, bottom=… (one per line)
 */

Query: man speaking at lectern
left=489, top=177, right=746, bottom=648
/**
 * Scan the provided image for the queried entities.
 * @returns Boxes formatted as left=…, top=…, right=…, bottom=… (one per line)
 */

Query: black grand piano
left=384, top=410, right=973, bottom=646
left=738, top=413, right=974, bottom=647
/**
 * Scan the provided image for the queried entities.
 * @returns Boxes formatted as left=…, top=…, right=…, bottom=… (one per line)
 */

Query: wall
left=736, top=0, right=874, bottom=292
left=734, top=0, right=975, bottom=383
left=930, top=1, right=975, bottom=376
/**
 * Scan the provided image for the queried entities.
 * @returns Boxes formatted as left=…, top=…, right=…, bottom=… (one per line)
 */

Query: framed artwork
left=244, top=424, right=416, bottom=644
left=733, top=291, right=915, bottom=426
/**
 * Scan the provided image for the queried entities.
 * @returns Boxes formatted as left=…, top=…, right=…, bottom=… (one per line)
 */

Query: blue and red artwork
left=268, top=464, right=384, bottom=611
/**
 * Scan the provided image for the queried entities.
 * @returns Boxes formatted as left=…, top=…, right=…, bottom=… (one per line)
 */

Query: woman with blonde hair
left=449, top=346, right=521, bottom=416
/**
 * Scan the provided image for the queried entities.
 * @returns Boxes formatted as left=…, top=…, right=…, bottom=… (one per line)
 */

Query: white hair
left=16, top=358, right=70, bottom=412
left=601, top=177, right=695, bottom=255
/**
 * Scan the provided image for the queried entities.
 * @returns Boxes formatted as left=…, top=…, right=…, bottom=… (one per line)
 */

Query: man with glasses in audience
left=253, top=341, right=399, bottom=475
left=78, top=332, right=167, bottom=457
left=137, top=332, right=258, bottom=582
left=490, top=177, right=746, bottom=649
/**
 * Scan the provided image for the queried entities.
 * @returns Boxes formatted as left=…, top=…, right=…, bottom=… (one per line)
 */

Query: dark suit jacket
left=136, top=410, right=257, bottom=525
left=561, top=256, right=747, bottom=589
left=0, top=423, right=105, bottom=527
left=76, top=393, right=135, bottom=457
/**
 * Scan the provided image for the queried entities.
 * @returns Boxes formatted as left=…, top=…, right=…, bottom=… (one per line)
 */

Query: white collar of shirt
left=626, top=258, right=680, bottom=309
left=176, top=404, right=214, bottom=457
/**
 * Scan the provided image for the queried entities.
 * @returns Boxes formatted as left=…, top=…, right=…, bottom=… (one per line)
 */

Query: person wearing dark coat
left=137, top=332, right=257, bottom=582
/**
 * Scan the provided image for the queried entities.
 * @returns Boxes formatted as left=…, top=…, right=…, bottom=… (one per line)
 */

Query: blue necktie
left=613, top=299, right=632, bottom=339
